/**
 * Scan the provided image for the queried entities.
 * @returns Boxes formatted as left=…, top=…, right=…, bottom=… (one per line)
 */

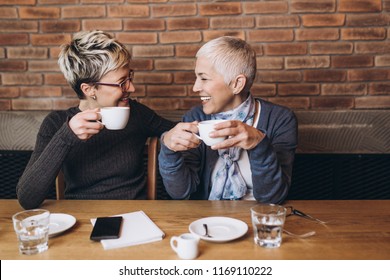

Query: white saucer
left=49, top=213, right=76, bottom=237
left=189, top=216, right=248, bottom=242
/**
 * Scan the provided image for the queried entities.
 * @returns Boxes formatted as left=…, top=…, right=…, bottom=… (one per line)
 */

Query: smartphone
left=90, top=216, right=123, bottom=241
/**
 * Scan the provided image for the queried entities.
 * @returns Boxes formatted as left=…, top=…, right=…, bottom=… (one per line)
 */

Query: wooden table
left=1, top=199, right=389, bottom=260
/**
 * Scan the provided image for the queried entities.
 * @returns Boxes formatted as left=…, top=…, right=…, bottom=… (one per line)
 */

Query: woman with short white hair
left=159, top=36, right=297, bottom=202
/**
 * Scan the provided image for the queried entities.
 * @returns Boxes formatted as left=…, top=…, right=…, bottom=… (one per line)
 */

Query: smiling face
left=193, top=56, right=244, bottom=115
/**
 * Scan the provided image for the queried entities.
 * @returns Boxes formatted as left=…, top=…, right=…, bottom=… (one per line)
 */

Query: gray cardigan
left=158, top=98, right=298, bottom=203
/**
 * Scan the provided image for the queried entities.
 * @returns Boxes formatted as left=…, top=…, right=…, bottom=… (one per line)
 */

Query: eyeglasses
left=94, top=69, right=134, bottom=93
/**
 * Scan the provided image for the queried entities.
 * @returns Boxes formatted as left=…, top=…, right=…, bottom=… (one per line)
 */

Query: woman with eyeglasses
left=17, top=30, right=174, bottom=209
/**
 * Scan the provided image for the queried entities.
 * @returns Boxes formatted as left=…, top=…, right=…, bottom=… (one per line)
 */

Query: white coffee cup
left=99, top=107, right=130, bottom=130
left=197, top=119, right=227, bottom=146
left=170, top=233, right=200, bottom=260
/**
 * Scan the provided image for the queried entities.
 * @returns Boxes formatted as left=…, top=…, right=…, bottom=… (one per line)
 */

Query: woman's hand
left=209, top=120, right=265, bottom=150
left=162, top=121, right=201, bottom=152
left=68, top=108, right=104, bottom=140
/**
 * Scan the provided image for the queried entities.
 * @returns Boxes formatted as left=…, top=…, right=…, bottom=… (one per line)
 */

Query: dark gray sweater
left=17, top=100, right=174, bottom=209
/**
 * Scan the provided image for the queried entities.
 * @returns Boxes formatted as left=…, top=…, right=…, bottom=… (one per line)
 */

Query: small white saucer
left=189, top=216, right=248, bottom=242
left=49, top=213, right=76, bottom=237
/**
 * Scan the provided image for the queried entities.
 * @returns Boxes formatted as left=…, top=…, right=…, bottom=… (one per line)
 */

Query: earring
left=92, top=95, right=96, bottom=100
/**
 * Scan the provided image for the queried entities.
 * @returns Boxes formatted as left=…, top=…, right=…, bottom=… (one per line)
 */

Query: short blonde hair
left=196, top=36, right=256, bottom=94
left=58, top=30, right=131, bottom=99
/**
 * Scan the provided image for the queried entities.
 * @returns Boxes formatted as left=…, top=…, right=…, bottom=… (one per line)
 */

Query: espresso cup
left=99, top=107, right=130, bottom=130
left=197, top=119, right=227, bottom=146
left=170, top=233, right=199, bottom=260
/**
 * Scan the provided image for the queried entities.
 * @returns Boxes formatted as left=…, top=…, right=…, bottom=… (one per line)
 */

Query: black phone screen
left=90, top=216, right=123, bottom=241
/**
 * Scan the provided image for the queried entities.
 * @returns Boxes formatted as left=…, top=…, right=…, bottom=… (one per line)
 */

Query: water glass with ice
left=251, top=204, right=286, bottom=248
left=12, top=209, right=50, bottom=255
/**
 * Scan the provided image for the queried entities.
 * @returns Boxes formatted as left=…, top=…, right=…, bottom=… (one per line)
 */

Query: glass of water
left=12, top=209, right=50, bottom=255
left=251, top=204, right=287, bottom=248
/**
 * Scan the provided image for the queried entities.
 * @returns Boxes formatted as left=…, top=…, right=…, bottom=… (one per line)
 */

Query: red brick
left=244, top=2, right=288, bottom=14
left=152, top=4, right=196, bottom=17
left=322, top=83, right=367, bottom=95
left=286, top=56, right=330, bottom=69
left=180, top=98, right=200, bottom=110
left=62, top=6, right=106, bottom=18
left=7, top=47, right=48, bottom=59
left=31, top=34, right=71, bottom=46
left=53, top=98, right=79, bottom=110
left=256, top=57, right=284, bottom=70
left=278, top=84, right=320, bottom=96
left=302, top=14, right=345, bottom=27
left=355, top=96, right=390, bottom=109
left=251, top=84, right=277, bottom=97
left=0, top=60, right=27, bottom=71
left=132, top=45, right=174, bottom=58
left=369, top=82, right=390, bottom=95
left=304, top=70, right=346, bottom=82
left=82, top=19, right=122, bottom=31
left=341, top=28, right=386, bottom=40
left=339, top=0, right=382, bottom=12
left=346, top=14, right=390, bottom=26
left=2, top=73, right=43, bottom=85
left=160, top=31, right=201, bottom=44
left=147, top=85, right=187, bottom=97
left=19, top=7, right=60, bottom=19
left=41, top=20, right=80, bottom=33
left=384, top=0, right=390, bottom=11
left=348, top=69, right=390, bottom=81
left=375, top=55, right=390, bottom=66
left=203, top=31, right=245, bottom=42
left=21, top=86, right=62, bottom=97
left=141, top=98, right=180, bottom=111
left=268, top=97, right=310, bottom=110
left=167, top=18, right=209, bottom=31
left=332, top=55, right=374, bottom=68
left=0, top=34, right=29, bottom=45
left=259, top=71, right=301, bottom=83
left=211, top=17, right=254, bottom=29
left=291, top=0, right=336, bottom=13
left=355, top=42, right=390, bottom=54
left=80, top=0, right=120, bottom=3
left=12, top=99, right=53, bottom=110
left=199, top=3, right=241, bottom=16
left=28, top=60, right=59, bottom=72
left=130, top=59, right=154, bottom=71
left=264, top=43, right=307, bottom=56
left=0, top=7, right=17, bottom=18
left=176, top=44, right=202, bottom=57
left=124, top=19, right=165, bottom=31
left=108, top=5, right=149, bottom=18
left=0, top=0, right=35, bottom=4
left=296, top=28, right=339, bottom=41
left=154, top=59, right=194, bottom=71
left=311, top=43, right=353, bottom=54
left=174, top=72, right=196, bottom=84
left=42, top=0, right=78, bottom=3
left=0, top=21, right=38, bottom=32
left=116, top=33, right=157, bottom=44
left=0, top=100, right=11, bottom=111
left=311, top=97, right=354, bottom=109
left=45, top=73, right=67, bottom=85
left=0, top=49, right=4, bottom=58
left=0, top=87, right=19, bottom=98
left=256, top=15, right=299, bottom=28
left=248, top=30, right=294, bottom=42
left=135, top=72, right=173, bottom=84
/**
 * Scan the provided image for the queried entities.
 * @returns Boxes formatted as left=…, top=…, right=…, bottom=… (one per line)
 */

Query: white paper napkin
left=90, top=210, right=165, bottom=250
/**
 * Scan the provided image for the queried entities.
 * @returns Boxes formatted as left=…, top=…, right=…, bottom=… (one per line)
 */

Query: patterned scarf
left=209, top=94, right=255, bottom=200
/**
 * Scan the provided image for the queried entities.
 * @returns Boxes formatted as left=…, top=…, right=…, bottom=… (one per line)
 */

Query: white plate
left=189, top=216, right=248, bottom=242
left=49, top=213, right=76, bottom=237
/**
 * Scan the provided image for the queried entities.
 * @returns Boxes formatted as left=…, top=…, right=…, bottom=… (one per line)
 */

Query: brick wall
left=0, top=0, right=389, bottom=112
